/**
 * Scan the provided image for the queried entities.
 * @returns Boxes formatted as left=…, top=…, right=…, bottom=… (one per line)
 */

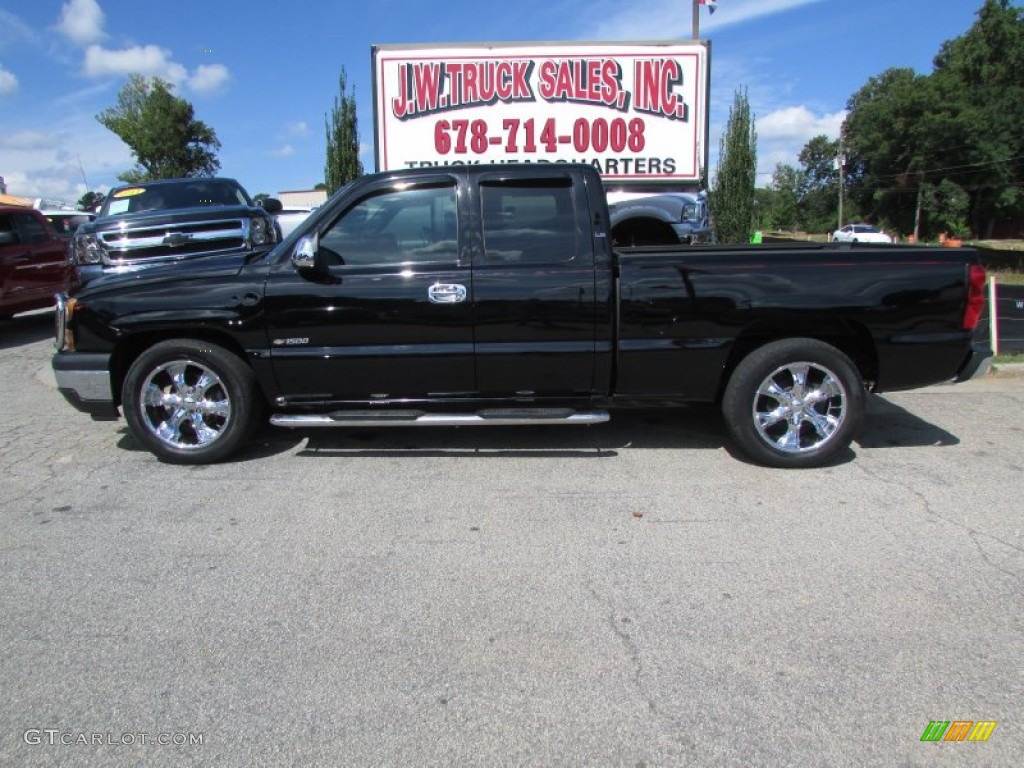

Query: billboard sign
left=372, top=41, right=710, bottom=185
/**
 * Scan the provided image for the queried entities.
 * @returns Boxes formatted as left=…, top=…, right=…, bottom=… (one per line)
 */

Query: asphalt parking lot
left=1, top=309, right=1022, bottom=767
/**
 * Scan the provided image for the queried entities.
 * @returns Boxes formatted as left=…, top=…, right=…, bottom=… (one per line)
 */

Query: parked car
left=832, top=223, right=892, bottom=244
left=39, top=210, right=96, bottom=240
left=0, top=206, right=68, bottom=319
left=52, top=164, right=990, bottom=468
left=69, top=178, right=282, bottom=285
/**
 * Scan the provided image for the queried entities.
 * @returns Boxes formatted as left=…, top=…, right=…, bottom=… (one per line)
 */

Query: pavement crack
left=586, top=583, right=658, bottom=716
left=856, top=462, right=1022, bottom=583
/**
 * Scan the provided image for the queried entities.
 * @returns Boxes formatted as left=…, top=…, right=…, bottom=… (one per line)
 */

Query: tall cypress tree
left=710, top=88, right=758, bottom=243
left=324, top=67, right=363, bottom=194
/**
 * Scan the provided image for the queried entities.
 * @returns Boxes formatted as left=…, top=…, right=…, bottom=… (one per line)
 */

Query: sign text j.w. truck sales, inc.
left=372, top=42, right=710, bottom=185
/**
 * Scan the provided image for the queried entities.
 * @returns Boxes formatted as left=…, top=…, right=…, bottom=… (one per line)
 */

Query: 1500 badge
left=273, top=338, right=310, bottom=345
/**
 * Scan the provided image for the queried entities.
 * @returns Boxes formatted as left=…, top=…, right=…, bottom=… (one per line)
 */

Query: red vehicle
left=0, top=206, right=69, bottom=320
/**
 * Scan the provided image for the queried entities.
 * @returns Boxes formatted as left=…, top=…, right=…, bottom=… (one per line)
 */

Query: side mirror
left=291, top=234, right=319, bottom=271
left=260, top=197, right=283, bottom=214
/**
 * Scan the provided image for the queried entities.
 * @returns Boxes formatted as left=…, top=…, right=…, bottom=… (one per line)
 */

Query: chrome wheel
left=752, top=361, right=847, bottom=454
left=138, top=359, right=232, bottom=450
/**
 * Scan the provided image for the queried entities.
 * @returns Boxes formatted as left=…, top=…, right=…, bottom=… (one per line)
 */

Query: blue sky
left=0, top=0, right=985, bottom=202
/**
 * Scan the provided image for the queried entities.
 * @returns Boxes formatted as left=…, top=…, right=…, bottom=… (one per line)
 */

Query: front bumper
left=52, top=352, right=119, bottom=420
left=953, top=343, right=994, bottom=383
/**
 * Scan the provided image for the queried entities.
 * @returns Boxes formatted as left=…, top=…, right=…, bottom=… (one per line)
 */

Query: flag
left=698, top=0, right=717, bottom=13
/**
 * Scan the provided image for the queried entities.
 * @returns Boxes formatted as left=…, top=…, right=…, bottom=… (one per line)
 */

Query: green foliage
left=77, top=190, right=105, bottom=211
left=767, top=163, right=803, bottom=230
left=761, top=136, right=844, bottom=234
left=97, top=75, right=221, bottom=182
left=710, top=88, right=757, bottom=243
left=842, top=1, right=1024, bottom=238
left=324, top=67, right=363, bottom=194
left=928, top=179, right=971, bottom=236
left=798, top=135, right=842, bottom=233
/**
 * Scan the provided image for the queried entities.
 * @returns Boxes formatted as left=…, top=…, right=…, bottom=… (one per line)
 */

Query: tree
left=798, top=135, right=842, bottom=233
left=710, top=88, right=757, bottom=243
left=324, top=67, right=363, bottom=194
left=841, top=1, right=1024, bottom=238
left=768, top=163, right=804, bottom=231
left=97, top=74, right=221, bottom=182
left=842, top=67, right=934, bottom=234
left=77, top=190, right=105, bottom=211
left=929, top=0, right=1024, bottom=236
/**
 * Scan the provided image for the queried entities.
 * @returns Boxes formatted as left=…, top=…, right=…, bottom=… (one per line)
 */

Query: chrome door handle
left=428, top=283, right=467, bottom=304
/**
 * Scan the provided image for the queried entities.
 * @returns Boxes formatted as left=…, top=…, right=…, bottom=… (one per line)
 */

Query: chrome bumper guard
left=52, top=352, right=118, bottom=420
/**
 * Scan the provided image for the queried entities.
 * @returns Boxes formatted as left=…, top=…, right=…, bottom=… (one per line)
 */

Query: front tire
left=122, top=339, right=258, bottom=464
left=722, top=338, right=865, bottom=468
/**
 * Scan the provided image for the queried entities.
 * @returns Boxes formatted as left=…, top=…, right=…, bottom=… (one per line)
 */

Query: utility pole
left=836, top=137, right=845, bottom=232
left=692, top=0, right=700, bottom=39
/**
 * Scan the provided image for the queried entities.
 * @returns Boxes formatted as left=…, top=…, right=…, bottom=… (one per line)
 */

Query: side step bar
left=269, top=409, right=610, bottom=428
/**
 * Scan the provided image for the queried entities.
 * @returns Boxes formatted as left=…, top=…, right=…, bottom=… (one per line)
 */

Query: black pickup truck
left=52, top=164, right=991, bottom=468
left=68, top=177, right=281, bottom=283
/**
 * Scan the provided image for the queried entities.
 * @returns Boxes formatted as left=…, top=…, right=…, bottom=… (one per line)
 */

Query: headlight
left=71, top=234, right=106, bottom=265
left=249, top=216, right=275, bottom=246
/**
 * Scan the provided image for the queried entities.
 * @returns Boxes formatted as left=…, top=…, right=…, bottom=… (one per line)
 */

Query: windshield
left=101, top=180, right=253, bottom=217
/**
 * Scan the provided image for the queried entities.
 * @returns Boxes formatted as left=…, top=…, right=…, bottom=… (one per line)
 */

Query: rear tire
left=122, top=339, right=258, bottom=464
left=722, top=338, right=865, bottom=468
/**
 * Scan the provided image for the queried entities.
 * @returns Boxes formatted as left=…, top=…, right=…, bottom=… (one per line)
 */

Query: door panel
left=470, top=174, right=598, bottom=397
left=264, top=178, right=476, bottom=403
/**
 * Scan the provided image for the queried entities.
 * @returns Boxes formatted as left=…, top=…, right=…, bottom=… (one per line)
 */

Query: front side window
left=317, top=184, right=458, bottom=267
left=480, top=179, right=577, bottom=264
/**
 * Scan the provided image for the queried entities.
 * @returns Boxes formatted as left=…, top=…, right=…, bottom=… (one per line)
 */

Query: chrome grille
left=98, top=218, right=248, bottom=264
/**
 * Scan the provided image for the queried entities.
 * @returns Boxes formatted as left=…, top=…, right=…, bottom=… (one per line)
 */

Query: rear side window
left=15, top=213, right=48, bottom=244
left=480, top=179, right=577, bottom=264
left=317, top=184, right=458, bottom=268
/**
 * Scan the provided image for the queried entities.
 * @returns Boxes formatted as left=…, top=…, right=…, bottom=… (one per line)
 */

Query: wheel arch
left=110, top=329, right=253, bottom=407
left=717, top=319, right=878, bottom=402
left=611, top=216, right=680, bottom=247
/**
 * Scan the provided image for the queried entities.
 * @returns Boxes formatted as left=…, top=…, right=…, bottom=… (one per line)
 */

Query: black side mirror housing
left=259, top=198, right=284, bottom=214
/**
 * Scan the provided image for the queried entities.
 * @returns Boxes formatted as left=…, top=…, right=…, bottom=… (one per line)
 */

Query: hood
left=85, top=204, right=263, bottom=232
left=73, top=250, right=252, bottom=297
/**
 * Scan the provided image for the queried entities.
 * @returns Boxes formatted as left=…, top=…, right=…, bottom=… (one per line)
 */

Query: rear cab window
left=479, top=178, right=578, bottom=264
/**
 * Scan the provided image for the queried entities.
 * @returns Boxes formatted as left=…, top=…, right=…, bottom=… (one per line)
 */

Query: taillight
left=963, top=264, right=986, bottom=330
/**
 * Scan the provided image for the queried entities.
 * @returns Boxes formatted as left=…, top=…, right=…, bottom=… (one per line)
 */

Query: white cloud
left=82, top=45, right=230, bottom=95
left=0, top=130, right=55, bottom=150
left=758, top=106, right=846, bottom=142
left=283, top=121, right=310, bottom=138
left=0, top=112, right=133, bottom=200
left=56, top=0, right=106, bottom=46
left=753, top=105, right=847, bottom=183
left=0, top=63, right=17, bottom=95
left=188, top=64, right=230, bottom=94
left=582, top=0, right=824, bottom=41
left=83, top=44, right=187, bottom=83
left=0, top=9, right=40, bottom=50
left=272, top=145, right=295, bottom=158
